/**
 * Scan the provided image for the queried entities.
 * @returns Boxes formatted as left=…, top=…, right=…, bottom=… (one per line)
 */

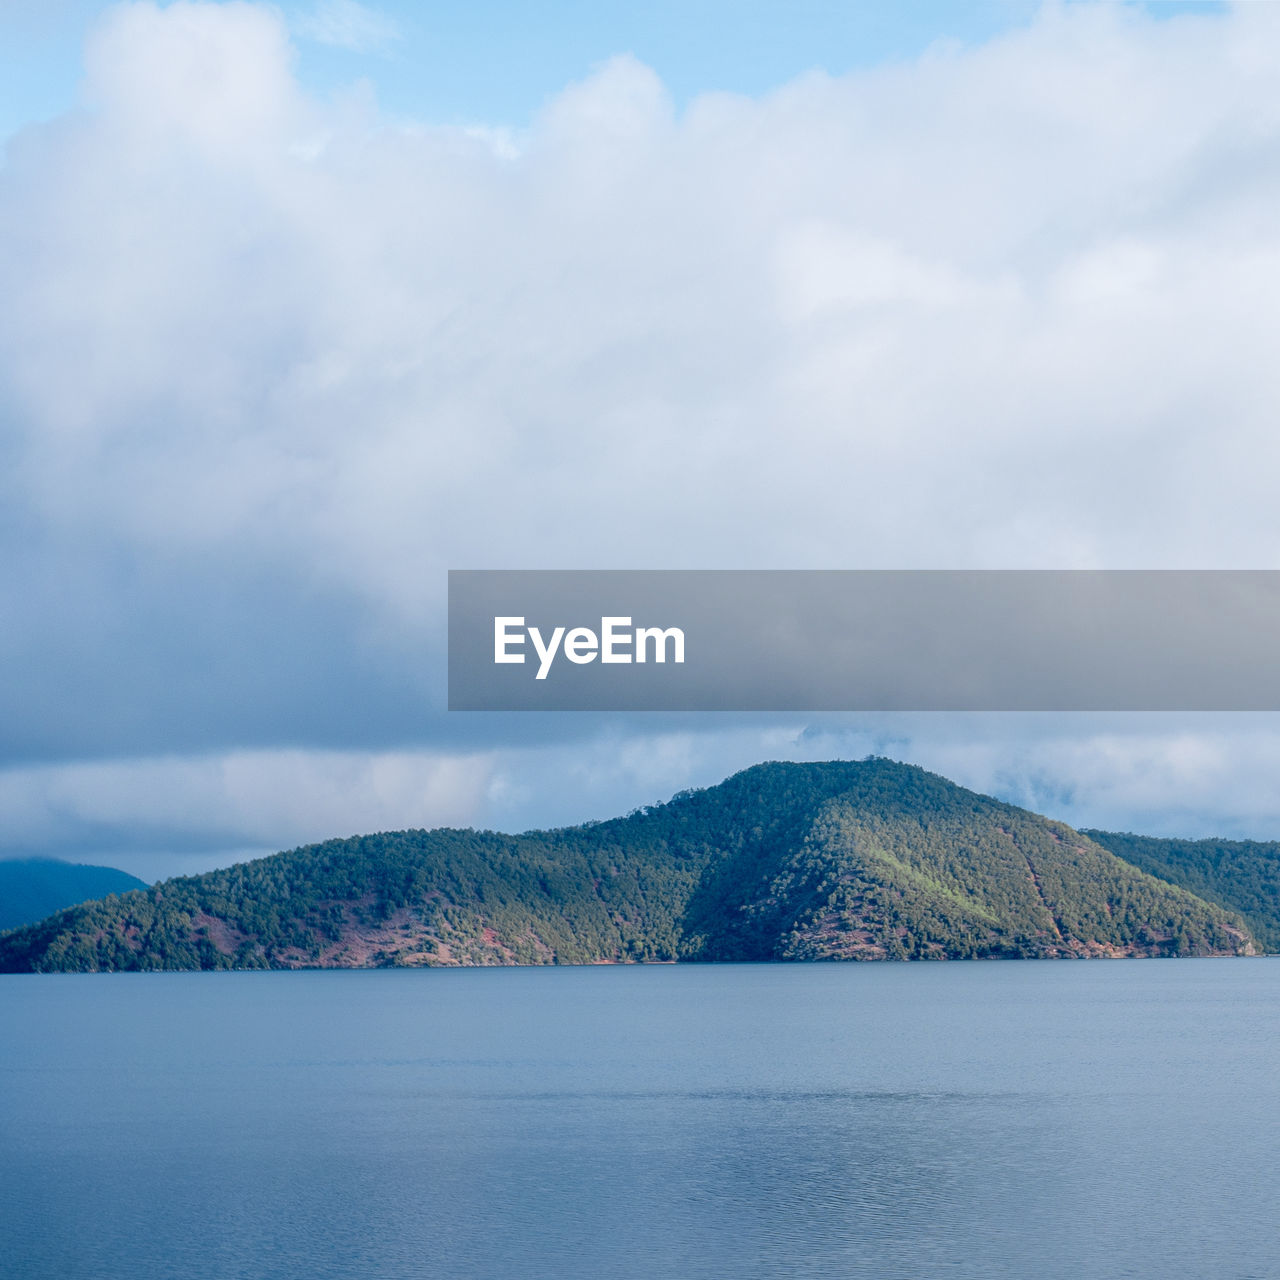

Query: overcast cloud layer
left=4, top=2, right=1280, bottom=876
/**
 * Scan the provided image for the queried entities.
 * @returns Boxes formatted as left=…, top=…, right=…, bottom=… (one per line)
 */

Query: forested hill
left=1084, top=830, right=1280, bottom=954
left=0, top=760, right=1257, bottom=972
left=0, top=859, right=148, bottom=934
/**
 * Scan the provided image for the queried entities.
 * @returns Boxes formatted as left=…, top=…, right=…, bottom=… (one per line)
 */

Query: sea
left=2, top=959, right=1278, bottom=1280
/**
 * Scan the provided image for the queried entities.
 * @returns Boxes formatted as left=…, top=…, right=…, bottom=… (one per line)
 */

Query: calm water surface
left=2, top=960, right=1278, bottom=1279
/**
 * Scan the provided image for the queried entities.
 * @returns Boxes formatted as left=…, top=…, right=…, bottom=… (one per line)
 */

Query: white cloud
left=9, top=717, right=1280, bottom=882
left=9, top=0, right=1280, bottom=592
left=6, top=1, right=1280, bottom=862
left=293, top=0, right=399, bottom=54
left=0, top=748, right=494, bottom=877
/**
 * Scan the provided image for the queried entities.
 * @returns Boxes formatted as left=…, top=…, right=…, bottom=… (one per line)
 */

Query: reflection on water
left=2, top=960, right=1278, bottom=1279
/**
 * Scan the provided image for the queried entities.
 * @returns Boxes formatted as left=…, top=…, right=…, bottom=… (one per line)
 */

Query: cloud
left=0, top=747, right=494, bottom=879
left=5, top=1, right=1280, bottom=863
left=10, top=716, right=1280, bottom=882
left=293, top=0, right=399, bottom=54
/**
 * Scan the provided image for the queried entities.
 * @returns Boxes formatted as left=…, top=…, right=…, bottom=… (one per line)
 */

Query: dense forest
left=0, top=760, right=1258, bottom=972
left=1085, top=829, right=1280, bottom=953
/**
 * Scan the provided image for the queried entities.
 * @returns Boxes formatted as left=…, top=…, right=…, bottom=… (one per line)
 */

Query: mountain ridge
left=0, top=759, right=1259, bottom=972
left=0, top=858, right=149, bottom=934
left=1084, top=828, right=1280, bottom=954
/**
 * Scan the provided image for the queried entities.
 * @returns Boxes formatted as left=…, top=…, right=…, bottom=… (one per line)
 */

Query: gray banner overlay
left=448, top=570, right=1280, bottom=711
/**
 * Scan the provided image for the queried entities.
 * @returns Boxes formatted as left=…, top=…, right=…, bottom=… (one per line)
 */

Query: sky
left=4, top=3, right=1225, bottom=142
left=2, top=0, right=1279, bottom=882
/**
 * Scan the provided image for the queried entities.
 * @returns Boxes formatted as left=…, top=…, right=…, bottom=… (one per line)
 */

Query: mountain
left=1084, top=829, right=1280, bottom=954
left=0, top=760, right=1256, bottom=972
left=0, top=858, right=149, bottom=934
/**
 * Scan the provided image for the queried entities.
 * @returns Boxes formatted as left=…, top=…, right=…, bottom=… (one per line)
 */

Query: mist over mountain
left=0, top=760, right=1257, bottom=972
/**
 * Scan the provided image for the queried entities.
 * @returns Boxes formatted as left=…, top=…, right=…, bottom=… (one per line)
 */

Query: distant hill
left=0, top=760, right=1256, bottom=972
left=1084, top=830, right=1280, bottom=954
left=0, top=859, right=149, bottom=934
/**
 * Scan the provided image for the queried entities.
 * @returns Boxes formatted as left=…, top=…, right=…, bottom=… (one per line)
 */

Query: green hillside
left=1084, top=829, right=1280, bottom=953
left=0, top=760, right=1255, bottom=972
left=0, top=858, right=148, bottom=934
